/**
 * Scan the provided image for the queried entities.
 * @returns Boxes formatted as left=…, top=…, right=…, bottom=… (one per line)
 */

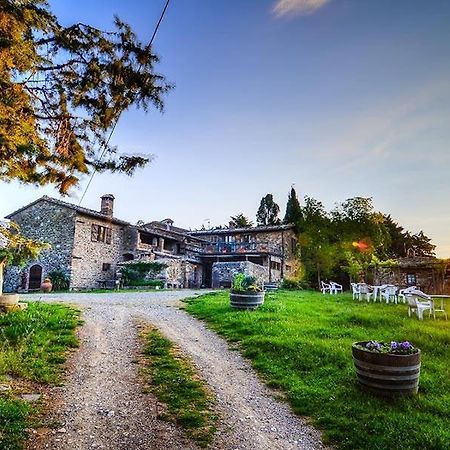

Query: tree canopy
left=229, top=214, right=254, bottom=228
left=0, top=220, right=48, bottom=295
left=256, top=194, right=281, bottom=226
left=283, top=187, right=302, bottom=229
left=0, top=0, right=172, bottom=194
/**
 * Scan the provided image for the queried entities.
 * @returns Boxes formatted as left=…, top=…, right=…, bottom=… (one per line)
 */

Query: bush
left=47, top=270, right=69, bottom=291
left=281, top=277, right=303, bottom=290
left=121, top=262, right=167, bottom=285
left=231, top=273, right=262, bottom=292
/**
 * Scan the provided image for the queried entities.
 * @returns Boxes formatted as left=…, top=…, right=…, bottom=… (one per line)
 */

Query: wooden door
left=28, top=265, right=42, bottom=290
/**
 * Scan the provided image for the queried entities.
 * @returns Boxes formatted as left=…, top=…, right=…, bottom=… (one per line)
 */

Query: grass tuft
left=141, top=327, right=217, bottom=447
left=184, top=290, right=450, bottom=450
left=0, top=302, right=80, bottom=449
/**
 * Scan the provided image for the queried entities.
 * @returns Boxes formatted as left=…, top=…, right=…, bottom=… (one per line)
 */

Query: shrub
left=121, top=262, right=167, bottom=285
left=47, top=270, right=69, bottom=291
left=281, top=277, right=302, bottom=290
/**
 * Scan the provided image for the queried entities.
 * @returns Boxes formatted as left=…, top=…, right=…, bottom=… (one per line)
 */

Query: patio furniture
left=330, top=281, right=343, bottom=295
left=371, top=284, right=388, bottom=302
left=350, top=283, right=359, bottom=300
left=405, top=291, right=435, bottom=320
left=357, top=283, right=373, bottom=302
left=429, top=295, right=449, bottom=320
left=398, top=286, right=418, bottom=304
left=380, top=285, right=398, bottom=304
left=320, top=281, right=331, bottom=294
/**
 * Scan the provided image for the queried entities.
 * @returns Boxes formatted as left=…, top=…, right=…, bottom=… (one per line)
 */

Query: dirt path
left=25, top=291, right=327, bottom=450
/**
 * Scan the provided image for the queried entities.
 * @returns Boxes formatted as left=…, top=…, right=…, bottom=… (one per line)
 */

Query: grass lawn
left=140, top=326, right=217, bottom=447
left=184, top=290, right=450, bottom=450
left=0, top=302, right=80, bottom=450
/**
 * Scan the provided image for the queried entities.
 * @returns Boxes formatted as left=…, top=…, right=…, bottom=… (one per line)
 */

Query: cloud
left=272, top=0, right=331, bottom=17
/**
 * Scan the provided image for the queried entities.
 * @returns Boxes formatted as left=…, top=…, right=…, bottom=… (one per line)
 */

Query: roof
left=138, top=223, right=207, bottom=244
left=189, top=223, right=295, bottom=236
left=6, top=196, right=130, bottom=226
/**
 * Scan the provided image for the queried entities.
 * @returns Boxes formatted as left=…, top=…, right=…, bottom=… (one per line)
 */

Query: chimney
left=100, top=194, right=115, bottom=218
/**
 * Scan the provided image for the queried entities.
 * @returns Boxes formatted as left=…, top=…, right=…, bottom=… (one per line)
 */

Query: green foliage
left=281, top=277, right=302, bottom=290
left=0, top=302, right=80, bottom=449
left=229, top=213, right=254, bottom=228
left=283, top=186, right=303, bottom=227
left=185, top=291, right=450, bottom=450
left=0, top=221, right=48, bottom=295
left=232, top=273, right=261, bottom=292
left=120, top=261, right=167, bottom=285
left=47, top=270, right=69, bottom=291
left=256, top=194, right=281, bottom=226
left=0, top=0, right=172, bottom=193
left=141, top=328, right=217, bottom=447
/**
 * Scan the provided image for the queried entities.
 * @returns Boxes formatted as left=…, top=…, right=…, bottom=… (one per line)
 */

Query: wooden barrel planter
left=0, top=293, right=19, bottom=306
left=352, top=342, right=421, bottom=396
left=230, top=291, right=265, bottom=310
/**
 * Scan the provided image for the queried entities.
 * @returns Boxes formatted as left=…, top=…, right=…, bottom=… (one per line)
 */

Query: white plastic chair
left=330, top=281, right=343, bottom=295
left=350, top=283, right=359, bottom=300
left=381, top=285, right=398, bottom=304
left=405, top=291, right=434, bottom=320
left=398, top=286, right=417, bottom=304
left=357, top=283, right=373, bottom=302
left=320, top=281, right=331, bottom=294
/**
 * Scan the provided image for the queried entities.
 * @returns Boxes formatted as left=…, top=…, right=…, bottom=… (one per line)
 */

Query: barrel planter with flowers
left=230, top=273, right=265, bottom=310
left=352, top=340, right=421, bottom=396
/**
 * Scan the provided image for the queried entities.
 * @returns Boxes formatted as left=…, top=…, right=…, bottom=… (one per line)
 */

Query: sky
left=1, top=0, right=450, bottom=256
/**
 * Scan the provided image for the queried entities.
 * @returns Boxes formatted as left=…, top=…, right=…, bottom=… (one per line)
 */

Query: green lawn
left=0, top=303, right=80, bottom=450
left=184, top=290, right=450, bottom=450
left=141, top=327, right=217, bottom=447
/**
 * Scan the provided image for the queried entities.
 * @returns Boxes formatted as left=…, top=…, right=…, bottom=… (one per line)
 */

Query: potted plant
left=230, top=273, right=265, bottom=310
left=352, top=340, right=421, bottom=396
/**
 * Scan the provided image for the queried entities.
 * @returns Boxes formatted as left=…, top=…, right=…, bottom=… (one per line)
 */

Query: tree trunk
left=0, top=259, right=5, bottom=296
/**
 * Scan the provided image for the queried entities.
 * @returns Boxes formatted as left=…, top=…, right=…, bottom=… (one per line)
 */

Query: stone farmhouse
left=4, top=195, right=297, bottom=292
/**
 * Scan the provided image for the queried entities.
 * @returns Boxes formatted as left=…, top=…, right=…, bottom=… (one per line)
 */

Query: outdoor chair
left=320, top=281, right=331, bottom=294
left=405, top=291, right=435, bottom=320
left=381, top=285, right=398, bottom=304
left=357, top=283, right=373, bottom=302
left=350, top=283, right=359, bottom=300
left=398, top=286, right=418, bottom=304
left=330, top=281, right=343, bottom=295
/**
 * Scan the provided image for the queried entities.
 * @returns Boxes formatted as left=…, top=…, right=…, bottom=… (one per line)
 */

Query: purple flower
left=390, top=341, right=398, bottom=350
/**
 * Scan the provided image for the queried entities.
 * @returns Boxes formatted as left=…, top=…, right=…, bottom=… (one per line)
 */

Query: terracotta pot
left=41, top=278, right=53, bottom=293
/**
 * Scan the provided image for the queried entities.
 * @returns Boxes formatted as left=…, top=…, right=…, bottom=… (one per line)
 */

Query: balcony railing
left=201, top=242, right=281, bottom=255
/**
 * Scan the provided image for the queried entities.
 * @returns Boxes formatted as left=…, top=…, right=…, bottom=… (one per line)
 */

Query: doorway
left=28, top=265, right=42, bottom=290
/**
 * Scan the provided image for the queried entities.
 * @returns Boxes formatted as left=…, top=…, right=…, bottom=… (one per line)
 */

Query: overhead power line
left=79, top=0, right=171, bottom=205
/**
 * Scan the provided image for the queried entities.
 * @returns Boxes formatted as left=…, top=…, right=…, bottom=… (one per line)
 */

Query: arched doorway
left=28, top=265, right=42, bottom=290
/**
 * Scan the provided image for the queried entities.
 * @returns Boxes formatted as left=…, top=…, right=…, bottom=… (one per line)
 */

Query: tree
left=0, top=0, right=172, bottom=194
left=229, top=214, right=254, bottom=228
left=0, top=220, right=48, bottom=296
left=256, top=194, right=281, bottom=226
left=283, top=187, right=302, bottom=229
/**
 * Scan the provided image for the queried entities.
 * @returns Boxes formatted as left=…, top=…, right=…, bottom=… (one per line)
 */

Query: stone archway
left=28, top=264, right=43, bottom=290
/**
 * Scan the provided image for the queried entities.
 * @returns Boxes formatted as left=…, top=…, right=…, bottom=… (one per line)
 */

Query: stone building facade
left=4, top=195, right=297, bottom=291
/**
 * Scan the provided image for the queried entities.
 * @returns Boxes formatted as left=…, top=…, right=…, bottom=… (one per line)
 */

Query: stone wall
left=156, top=257, right=203, bottom=288
left=4, top=200, right=77, bottom=292
left=212, top=261, right=268, bottom=288
left=70, top=213, right=129, bottom=289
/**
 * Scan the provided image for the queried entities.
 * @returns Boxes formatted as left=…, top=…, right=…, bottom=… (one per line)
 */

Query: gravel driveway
left=24, top=291, right=327, bottom=450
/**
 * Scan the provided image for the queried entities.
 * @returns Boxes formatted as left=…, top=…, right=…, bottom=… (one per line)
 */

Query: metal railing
left=201, top=242, right=281, bottom=255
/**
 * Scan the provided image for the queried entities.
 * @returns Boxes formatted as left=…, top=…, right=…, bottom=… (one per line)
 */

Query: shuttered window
left=91, top=224, right=112, bottom=244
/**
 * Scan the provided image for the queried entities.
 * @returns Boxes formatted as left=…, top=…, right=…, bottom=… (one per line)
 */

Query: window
left=270, top=261, right=281, bottom=271
left=91, top=224, right=112, bottom=244
left=406, top=274, right=417, bottom=286
left=102, top=263, right=111, bottom=271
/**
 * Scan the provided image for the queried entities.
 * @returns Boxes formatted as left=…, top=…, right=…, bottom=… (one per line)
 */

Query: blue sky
left=1, top=0, right=450, bottom=256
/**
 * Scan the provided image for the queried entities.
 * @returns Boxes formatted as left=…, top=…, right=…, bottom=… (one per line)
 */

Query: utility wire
left=79, top=0, right=171, bottom=205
